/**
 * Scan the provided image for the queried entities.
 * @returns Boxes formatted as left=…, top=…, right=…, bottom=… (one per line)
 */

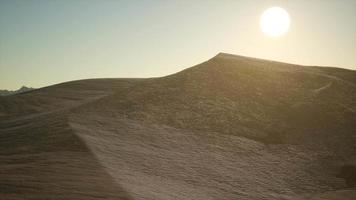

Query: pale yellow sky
left=1, top=0, right=355, bottom=90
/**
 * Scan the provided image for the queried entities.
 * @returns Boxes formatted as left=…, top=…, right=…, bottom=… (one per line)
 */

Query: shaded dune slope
left=0, top=113, right=133, bottom=200
left=0, top=79, right=137, bottom=199
left=1, top=53, right=355, bottom=199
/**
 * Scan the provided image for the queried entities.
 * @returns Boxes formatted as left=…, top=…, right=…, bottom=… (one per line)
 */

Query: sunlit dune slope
left=1, top=53, right=355, bottom=200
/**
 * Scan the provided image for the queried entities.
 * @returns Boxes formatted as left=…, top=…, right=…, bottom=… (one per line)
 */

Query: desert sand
left=1, top=53, right=355, bottom=199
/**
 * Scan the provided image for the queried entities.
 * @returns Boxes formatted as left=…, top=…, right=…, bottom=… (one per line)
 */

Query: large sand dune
left=1, top=53, right=355, bottom=199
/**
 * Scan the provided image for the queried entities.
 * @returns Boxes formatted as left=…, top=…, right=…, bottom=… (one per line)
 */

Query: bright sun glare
left=260, top=7, right=290, bottom=37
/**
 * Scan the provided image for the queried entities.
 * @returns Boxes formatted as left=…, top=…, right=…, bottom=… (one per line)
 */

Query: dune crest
left=1, top=53, right=355, bottom=199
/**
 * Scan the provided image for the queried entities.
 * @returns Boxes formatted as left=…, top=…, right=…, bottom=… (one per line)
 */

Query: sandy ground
left=1, top=53, right=355, bottom=199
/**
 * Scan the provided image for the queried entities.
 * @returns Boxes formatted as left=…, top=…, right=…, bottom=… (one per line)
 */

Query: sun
left=260, top=7, right=290, bottom=37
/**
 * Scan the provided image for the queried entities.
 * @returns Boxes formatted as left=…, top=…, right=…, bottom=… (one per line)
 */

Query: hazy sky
left=1, top=0, right=356, bottom=90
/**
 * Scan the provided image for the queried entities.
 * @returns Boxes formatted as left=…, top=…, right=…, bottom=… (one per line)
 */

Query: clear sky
left=1, top=0, right=355, bottom=90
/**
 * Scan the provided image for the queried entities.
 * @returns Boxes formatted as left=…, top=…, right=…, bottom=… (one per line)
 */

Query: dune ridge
left=1, top=53, right=355, bottom=199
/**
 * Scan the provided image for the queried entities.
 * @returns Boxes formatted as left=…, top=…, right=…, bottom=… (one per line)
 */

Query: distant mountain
left=0, top=53, right=355, bottom=200
left=0, top=86, right=34, bottom=96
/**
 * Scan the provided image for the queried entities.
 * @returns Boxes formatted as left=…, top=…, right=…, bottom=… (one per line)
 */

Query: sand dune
left=1, top=53, right=355, bottom=199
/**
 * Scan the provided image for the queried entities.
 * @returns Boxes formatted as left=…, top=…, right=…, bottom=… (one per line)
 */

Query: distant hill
left=0, top=53, right=355, bottom=200
left=0, top=86, right=34, bottom=96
